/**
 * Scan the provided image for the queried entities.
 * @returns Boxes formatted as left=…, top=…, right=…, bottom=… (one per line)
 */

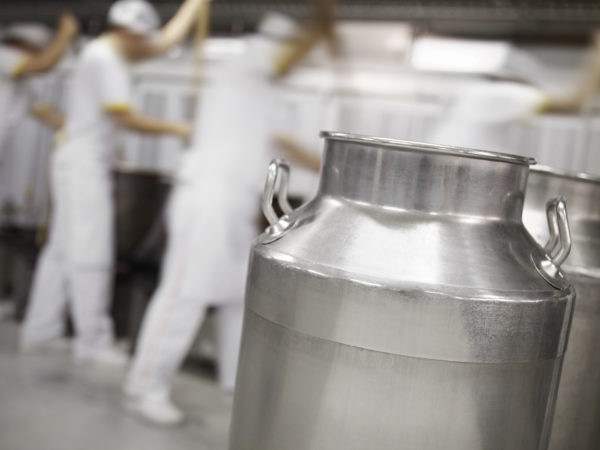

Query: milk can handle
left=544, top=197, right=571, bottom=267
left=262, top=159, right=293, bottom=226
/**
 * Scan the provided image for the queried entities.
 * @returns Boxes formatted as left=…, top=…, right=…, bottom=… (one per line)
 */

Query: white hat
left=108, top=0, right=161, bottom=36
left=1, top=23, right=53, bottom=49
left=258, top=12, right=299, bottom=41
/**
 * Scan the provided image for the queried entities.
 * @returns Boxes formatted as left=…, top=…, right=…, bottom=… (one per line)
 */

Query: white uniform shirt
left=431, top=81, right=546, bottom=153
left=0, top=44, right=41, bottom=160
left=62, top=37, right=132, bottom=159
left=0, top=44, right=48, bottom=214
left=181, top=37, right=338, bottom=200
left=172, top=36, right=278, bottom=303
left=179, top=36, right=275, bottom=191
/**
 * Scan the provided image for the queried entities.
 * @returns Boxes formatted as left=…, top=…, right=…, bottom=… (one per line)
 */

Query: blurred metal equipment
left=230, top=132, right=575, bottom=449
left=0, top=232, right=11, bottom=299
left=0, top=227, right=39, bottom=320
left=112, top=167, right=171, bottom=339
left=113, top=166, right=171, bottom=263
left=523, top=166, right=600, bottom=450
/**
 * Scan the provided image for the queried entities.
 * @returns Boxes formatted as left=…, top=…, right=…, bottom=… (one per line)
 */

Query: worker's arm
left=109, top=109, right=192, bottom=140
left=31, top=103, right=64, bottom=130
left=142, top=0, right=209, bottom=58
left=274, top=0, right=337, bottom=78
left=15, top=13, right=78, bottom=78
left=273, top=134, right=321, bottom=172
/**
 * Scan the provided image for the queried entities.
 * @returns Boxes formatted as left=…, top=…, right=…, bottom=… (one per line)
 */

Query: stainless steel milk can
left=523, top=166, right=600, bottom=450
left=230, top=132, right=575, bottom=450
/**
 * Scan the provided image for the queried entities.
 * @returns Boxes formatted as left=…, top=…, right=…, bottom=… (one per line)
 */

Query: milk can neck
left=317, top=134, right=532, bottom=221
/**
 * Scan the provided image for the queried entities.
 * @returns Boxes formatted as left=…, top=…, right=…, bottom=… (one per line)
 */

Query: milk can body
left=524, top=167, right=600, bottom=450
left=230, top=132, right=575, bottom=450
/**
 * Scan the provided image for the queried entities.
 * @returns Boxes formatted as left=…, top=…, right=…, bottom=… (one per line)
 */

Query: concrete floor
left=0, top=318, right=232, bottom=450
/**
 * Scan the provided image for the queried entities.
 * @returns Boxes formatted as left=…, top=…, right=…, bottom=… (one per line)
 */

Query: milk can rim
left=320, top=131, right=536, bottom=166
left=532, top=165, right=600, bottom=184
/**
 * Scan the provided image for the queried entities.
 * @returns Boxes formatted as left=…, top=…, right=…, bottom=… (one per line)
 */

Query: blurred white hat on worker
left=1, top=23, right=53, bottom=50
left=258, top=12, right=299, bottom=41
left=108, top=0, right=161, bottom=36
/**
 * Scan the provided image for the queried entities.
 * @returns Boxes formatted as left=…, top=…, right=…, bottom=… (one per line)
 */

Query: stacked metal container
left=230, top=132, right=575, bottom=450
left=524, top=167, right=600, bottom=450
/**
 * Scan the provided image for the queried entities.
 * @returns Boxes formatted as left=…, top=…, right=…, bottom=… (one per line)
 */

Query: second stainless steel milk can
left=524, top=166, right=600, bottom=450
left=230, top=132, right=575, bottom=450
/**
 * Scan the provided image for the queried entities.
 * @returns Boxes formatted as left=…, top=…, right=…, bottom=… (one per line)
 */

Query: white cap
left=258, top=12, right=299, bottom=41
left=1, top=23, right=53, bottom=49
left=108, top=0, right=161, bottom=36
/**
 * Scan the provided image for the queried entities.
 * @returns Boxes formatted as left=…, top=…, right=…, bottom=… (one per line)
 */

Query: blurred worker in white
left=543, top=30, right=600, bottom=113
left=413, top=36, right=549, bottom=153
left=0, top=15, right=77, bottom=204
left=21, top=0, right=207, bottom=364
left=124, top=13, right=301, bottom=426
left=431, top=80, right=547, bottom=153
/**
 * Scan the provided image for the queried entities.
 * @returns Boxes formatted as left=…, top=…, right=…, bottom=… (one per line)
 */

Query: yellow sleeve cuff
left=31, top=102, right=51, bottom=117
left=11, top=57, right=30, bottom=79
left=105, top=103, right=132, bottom=113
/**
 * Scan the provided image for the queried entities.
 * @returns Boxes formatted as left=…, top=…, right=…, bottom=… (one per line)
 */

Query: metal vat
left=230, top=132, right=575, bottom=450
left=524, top=166, right=600, bottom=450
left=112, top=167, right=171, bottom=339
left=113, top=166, right=171, bottom=263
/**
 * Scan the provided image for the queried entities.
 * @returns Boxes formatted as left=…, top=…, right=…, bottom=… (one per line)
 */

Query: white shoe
left=74, top=346, right=129, bottom=367
left=124, top=394, right=185, bottom=426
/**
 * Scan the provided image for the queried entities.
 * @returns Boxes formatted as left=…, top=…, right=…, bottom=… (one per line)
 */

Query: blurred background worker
left=418, top=37, right=548, bottom=153
left=123, top=12, right=303, bottom=426
left=430, top=80, right=547, bottom=153
left=0, top=15, right=78, bottom=204
left=20, top=0, right=205, bottom=365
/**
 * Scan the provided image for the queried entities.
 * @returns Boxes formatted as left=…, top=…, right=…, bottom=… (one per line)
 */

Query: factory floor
left=0, top=317, right=232, bottom=450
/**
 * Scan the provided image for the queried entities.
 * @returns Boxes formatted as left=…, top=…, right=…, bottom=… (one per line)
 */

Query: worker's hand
left=58, top=12, right=80, bottom=40
left=174, top=122, right=193, bottom=141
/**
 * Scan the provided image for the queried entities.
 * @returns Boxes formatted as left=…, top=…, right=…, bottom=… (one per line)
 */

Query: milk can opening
left=319, top=131, right=536, bottom=166
left=317, top=131, right=534, bottom=221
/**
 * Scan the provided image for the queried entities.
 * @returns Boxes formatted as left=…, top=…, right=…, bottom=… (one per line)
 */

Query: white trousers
left=21, top=248, right=114, bottom=354
left=125, top=183, right=247, bottom=397
left=21, top=148, right=115, bottom=355
left=125, top=292, right=244, bottom=396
